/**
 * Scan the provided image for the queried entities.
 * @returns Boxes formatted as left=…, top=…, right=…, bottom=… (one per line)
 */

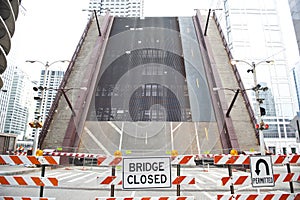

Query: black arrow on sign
left=255, top=158, right=270, bottom=176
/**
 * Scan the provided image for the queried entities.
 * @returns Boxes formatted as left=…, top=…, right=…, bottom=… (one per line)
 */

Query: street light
left=230, top=59, right=274, bottom=155
left=26, top=60, right=69, bottom=155
left=213, top=87, right=240, bottom=118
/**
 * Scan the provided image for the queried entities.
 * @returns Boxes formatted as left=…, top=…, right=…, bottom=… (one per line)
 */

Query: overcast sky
left=8, top=0, right=298, bottom=82
left=9, top=0, right=209, bottom=81
left=11, top=0, right=89, bottom=80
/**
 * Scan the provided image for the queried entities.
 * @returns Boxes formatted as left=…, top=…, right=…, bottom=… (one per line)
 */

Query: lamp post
left=230, top=59, right=273, bottom=155
left=26, top=60, right=69, bottom=155
left=213, top=87, right=240, bottom=117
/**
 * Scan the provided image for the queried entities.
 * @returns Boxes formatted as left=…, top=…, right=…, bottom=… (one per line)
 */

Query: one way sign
left=250, top=156, right=274, bottom=187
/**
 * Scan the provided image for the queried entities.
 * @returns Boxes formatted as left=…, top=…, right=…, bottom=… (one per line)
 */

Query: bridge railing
left=211, top=11, right=259, bottom=139
left=38, top=13, right=95, bottom=147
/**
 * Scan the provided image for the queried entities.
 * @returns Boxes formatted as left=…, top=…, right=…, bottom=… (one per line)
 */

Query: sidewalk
left=0, top=164, right=42, bottom=175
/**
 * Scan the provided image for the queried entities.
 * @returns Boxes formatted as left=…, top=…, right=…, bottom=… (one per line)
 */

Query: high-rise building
left=3, top=66, right=34, bottom=140
left=31, top=70, right=65, bottom=139
left=214, top=0, right=299, bottom=154
left=289, top=0, right=300, bottom=111
left=293, top=61, right=300, bottom=110
left=88, top=0, right=144, bottom=17
left=0, top=65, right=14, bottom=132
left=289, top=0, right=300, bottom=54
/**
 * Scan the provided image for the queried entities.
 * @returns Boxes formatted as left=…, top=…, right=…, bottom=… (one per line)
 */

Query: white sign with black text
left=122, top=157, right=171, bottom=189
left=250, top=155, right=274, bottom=187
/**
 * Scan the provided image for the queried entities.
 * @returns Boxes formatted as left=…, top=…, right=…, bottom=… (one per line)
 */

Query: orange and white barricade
left=0, top=197, right=55, bottom=200
left=171, top=176, right=195, bottom=185
left=0, top=155, right=60, bottom=165
left=97, top=156, right=122, bottom=166
left=95, top=197, right=195, bottom=200
left=43, top=151, right=99, bottom=158
left=0, top=176, right=58, bottom=186
left=214, top=155, right=250, bottom=165
left=171, top=155, right=195, bottom=165
left=221, top=173, right=300, bottom=187
left=96, top=155, right=197, bottom=167
left=217, top=193, right=299, bottom=200
left=97, top=176, right=122, bottom=185
left=272, top=154, right=300, bottom=165
left=214, top=154, right=300, bottom=165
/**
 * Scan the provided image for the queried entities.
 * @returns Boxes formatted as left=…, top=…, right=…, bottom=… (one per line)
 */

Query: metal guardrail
left=193, top=10, right=237, bottom=152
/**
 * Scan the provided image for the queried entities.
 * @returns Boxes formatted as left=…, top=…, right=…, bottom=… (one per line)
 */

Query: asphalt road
left=1, top=165, right=299, bottom=200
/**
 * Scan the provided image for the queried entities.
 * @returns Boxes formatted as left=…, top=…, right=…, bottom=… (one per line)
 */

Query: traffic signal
left=255, top=120, right=269, bottom=130
left=29, top=121, right=43, bottom=128
left=260, top=107, right=266, bottom=116
left=29, top=121, right=36, bottom=128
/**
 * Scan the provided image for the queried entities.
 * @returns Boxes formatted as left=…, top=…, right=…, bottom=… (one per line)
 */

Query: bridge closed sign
left=250, top=156, right=274, bottom=187
left=122, top=157, right=171, bottom=189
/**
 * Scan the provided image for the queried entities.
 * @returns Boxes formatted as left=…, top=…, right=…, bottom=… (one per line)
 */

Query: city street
left=1, top=165, right=299, bottom=199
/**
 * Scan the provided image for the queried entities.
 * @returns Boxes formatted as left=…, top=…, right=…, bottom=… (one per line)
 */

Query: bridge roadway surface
left=1, top=165, right=299, bottom=199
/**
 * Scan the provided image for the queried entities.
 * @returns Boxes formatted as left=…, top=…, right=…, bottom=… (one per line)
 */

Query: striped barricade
left=272, top=154, right=300, bottom=165
left=97, top=176, right=122, bottom=185
left=0, top=155, right=60, bottom=165
left=171, top=155, right=195, bottom=165
left=97, top=156, right=122, bottom=166
left=0, top=176, right=58, bottom=186
left=0, top=197, right=55, bottom=200
left=171, top=176, right=195, bottom=185
left=95, top=197, right=194, bottom=200
left=43, top=151, right=99, bottom=158
left=96, top=155, right=196, bottom=167
left=214, top=155, right=250, bottom=165
left=217, top=193, right=300, bottom=200
left=221, top=173, right=300, bottom=187
left=97, top=176, right=195, bottom=186
left=214, top=154, right=300, bottom=165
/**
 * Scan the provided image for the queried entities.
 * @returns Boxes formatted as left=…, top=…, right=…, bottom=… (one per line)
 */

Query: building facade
left=88, top=0, right=144, bottom=17
left=3, top=66, right=33, bottom=140
left=0, top=65, right=14, bottom=133
left=289, top=0, right=300, bottom=111
left=31, top=70, right=65, bottom=139
left=214, top=0, right=300, bottom=154
left=289, top=0, right=300, bottom=54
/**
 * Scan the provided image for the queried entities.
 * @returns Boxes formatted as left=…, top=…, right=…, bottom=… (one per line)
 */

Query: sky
left=9, top=0, right=209, bottom=81
left=10, top=0, right=90, bottom=80
left=10, top=0, right=298, bottom=82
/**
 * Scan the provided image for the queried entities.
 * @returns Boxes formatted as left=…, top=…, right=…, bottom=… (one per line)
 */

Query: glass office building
left=214, top=0, right=299, bottom=154
left=88, top=0, right=144, bottom=17
left=3, top=67, right=33, bottom=140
